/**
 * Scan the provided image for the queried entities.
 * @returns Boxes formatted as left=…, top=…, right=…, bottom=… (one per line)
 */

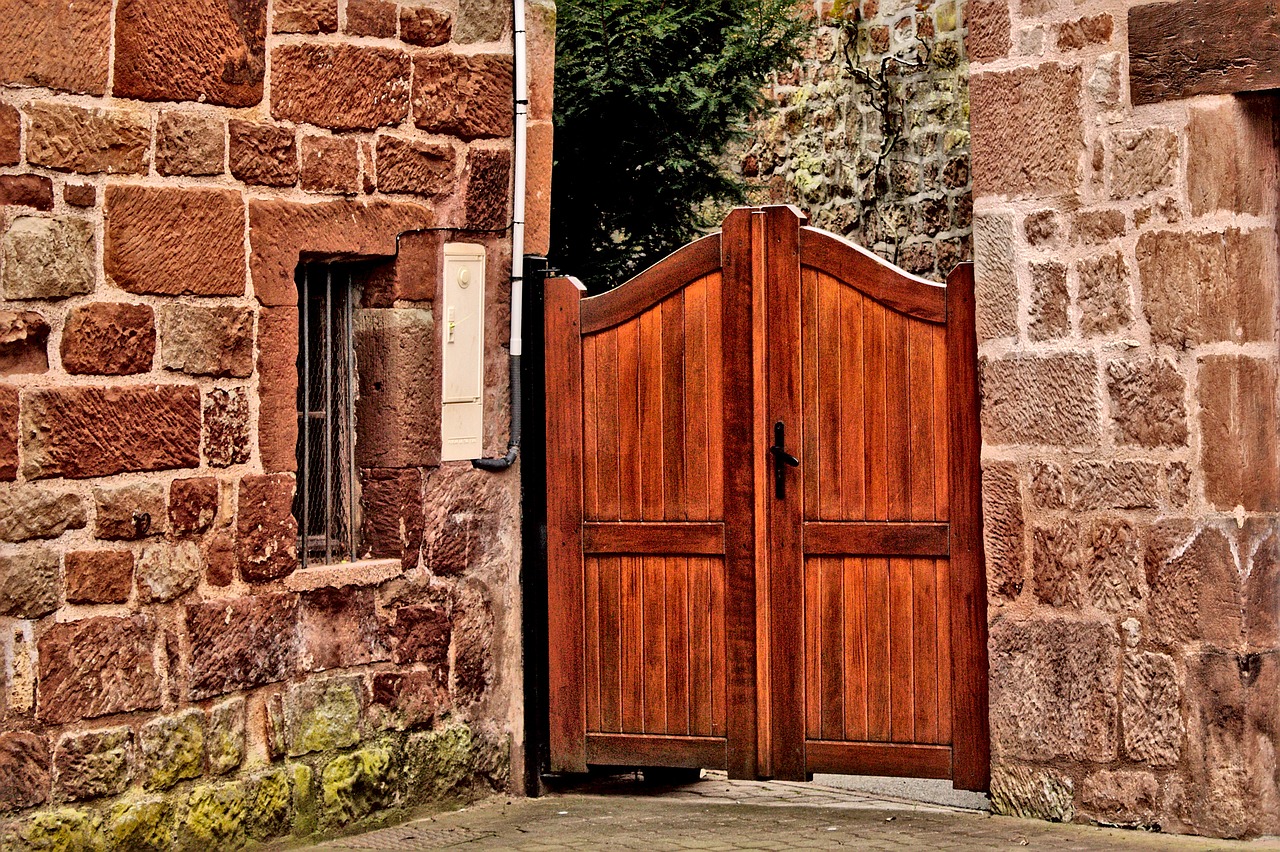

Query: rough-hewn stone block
left=205, top=529, right=237, bottom=586
left=25, top=102, right=150, bottom=174
left=54, top=728, right=132, bottom=802
left=1067, top=460, right=1161, bottom=510
left=300, top=587, right=389, bottom=672
left=141, top=709, right=206, bottom=790
left=1106, top=357, right=1186, bottom=448
left=1109, top=128, right=1177, bottom=199
left=203, top=386, right=251, bottom=467
left=0, top=104, right=19, bottom=165
left=990, top=766, right=1074, bottom=821
left=284, top=676, right=363, bottom=756
left=236, top=473, right=297, bottom=582
left=22, top=385, right=200, bottom=479
left=1080, top=770, right=1159, bottom=828
left=0, top=0, right=111, bottom=94
left=0, top=310, right=50, bottom=375
left=64, top=550, right=134, bottom=604
left=170, top=477, right=219, bottom=536
left=1032, top=520, right=1079, bottom=608
left=113, top=0, right=266, bottom=106
left=361, top=468, right=424, bottom=566
left=186, top=594, right=298, bottom=700
left=1122, top=651, right=1182, bottom=766
left=982, top=462, right=1024, bottom=600
left=229, top=120, right=298, bottom=187
left=0, top=548, right=60, bottom=617
left=980, top=354, right=1098, bottom=446
left=271, top=44, right=409, bottom=130
left=300, top=135, right=359, bottom=194
left=137, top=541, right=203, bottom=602
left=206, top=698, right=246, bottom=775
left=375, top=135, right=457, bottom=196
left=455, top=0, right=507, bottom=42
left=346, top=0, right=397, bottom=36
left=354, top=309, right=440, bottom=467
left=1077, top=251, right=1130, bottom=336
left=255, top=306, right=300, bottom=474
left=2, top=216, right=95, bottom=300
left=105, top=186, right=246, bottom=297
left=0, top=384, right=14, bottom=481
left=63, top=183, right=96, bottom=207
left=1146, top=523, right=1243, bottom=646
left=389, top=604, right=450, bottom=669
left=1028, top=261, right=1067, bottom=341
left=0, top=486, right=86, bottom=542
left=1199, top=356, right=1280, bottom=512
left=464, top=148, right=511, bottom=229
left=400, top=5, right=453, bottom=45
left=412, top=53, right=514, bottom=139
left=0, top=174, right=54, bottom=210
left=155, top=111, right=226, bottom=176
left=0, top=731, right=50, bottom=812
left=159, top=304, right=254, bottom=377
left=273, top=0, right=336, bottom=32
left=1187, top=98, right=1275, bottom=216
left=1084, top=519, right=1143, bottom=612
left=971, top=64, right=1081, bottom=197
left=94, top=479, right=168, bottom=539
left=38, top=615, right=161, bottom=724
left=61, top=302, right=156, bottom=375
left=966, top=0, right=1010, bottom=61
left=370, top=671, right=446, bottom=730
left=1056, top=13, right=1112, bottom=50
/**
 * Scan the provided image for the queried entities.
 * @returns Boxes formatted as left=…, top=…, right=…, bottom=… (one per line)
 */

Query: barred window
left=293, top=263, right=359, bottom=566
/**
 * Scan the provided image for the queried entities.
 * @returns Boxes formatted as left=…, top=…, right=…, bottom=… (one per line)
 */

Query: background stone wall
left=735, top=0, right=971, bottom=280
left=968, top=0, right=1280, bottom=837
left=0, top=0, right=554, bottom=846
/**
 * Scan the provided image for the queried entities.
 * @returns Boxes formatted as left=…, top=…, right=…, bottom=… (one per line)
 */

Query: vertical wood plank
left=639, top=309, right=664, bottom=520
left=843, top=556, right=868, bottom=741
left=582, top=335, right=599, bottom=520
left=908, top=320, right=935, bottom=523
left=599, top=555, right=622, bottom=733
left=706, top=272, right=726, bottom=520
left=936, top=556, right=953, bottom=743
left=802, top=267, right=820, bottom=517
left=866, top=556, right=891, bottom=742
left=597, top=331, right=621, bottom=520
left=932, top=324, right=949, bottom=522
left=864, top=303, right=888, bottom=521
left=885, top=311, right=910, bottom=521
left=889, top=557, right=915, bottom=743
left=621, top=555, right=644, bottom=732
left=643, top=555, right=667, bottom=733
left=545, top=276, right=587, bottom=772
left=841, top=287, right=866, bottom=520
left=804, top=557, right=822, bottom=739
left=689, top=556, right=713, bottom=736
left=666, top=556, right=691, bottom=735
left=711, top=555, right=728, bottom=739
left=817, top=274, right=843, bottom=520
left=617, top=320, right=641, bottom=519
left=912, top=557, right=939, bottom=743
left=662, top=292, right=688, bottom=520
left=685, top=277, right=710, bottom=522
left=584, top=555, right=601, bottom=732
left=819, top=557, right=844, bottom=741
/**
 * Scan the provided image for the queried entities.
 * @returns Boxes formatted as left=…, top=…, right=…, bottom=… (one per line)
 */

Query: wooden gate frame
left=544, top=206, right=989, bottom=791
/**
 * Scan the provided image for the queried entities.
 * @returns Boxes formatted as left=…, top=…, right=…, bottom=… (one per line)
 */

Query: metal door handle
left=768, top=421, right=799, bottom=499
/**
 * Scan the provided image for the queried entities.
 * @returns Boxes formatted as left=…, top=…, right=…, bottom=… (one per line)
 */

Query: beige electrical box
left=441, top=243, right=485, bottom=461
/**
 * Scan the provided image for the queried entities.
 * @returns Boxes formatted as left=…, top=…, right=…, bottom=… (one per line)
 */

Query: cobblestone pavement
left=308, top=773, right=1280, bottom=851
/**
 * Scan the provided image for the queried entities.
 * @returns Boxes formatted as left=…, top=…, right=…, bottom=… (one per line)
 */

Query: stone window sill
left=284, top=558, right=403, bottom=592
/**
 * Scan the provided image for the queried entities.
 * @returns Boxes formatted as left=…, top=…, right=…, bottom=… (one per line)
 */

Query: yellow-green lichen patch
left=182, top=781, right=248, bottom=851
left=109, top=798, right=174, bottom=852
left=286, top=677, right=363, bottom=757
left=292, top=763, right=318, bottom=837
left=321, top=747, right=393, bottom=827
left=14, top=808, right=106, bottom=852
left=141, top=709, right=206, bottom=791
left=248, top=769, right=292, bottom=840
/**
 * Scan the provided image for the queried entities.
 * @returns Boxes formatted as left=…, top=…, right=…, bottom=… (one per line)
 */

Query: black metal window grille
left=293, top=263, right=358, bottom=566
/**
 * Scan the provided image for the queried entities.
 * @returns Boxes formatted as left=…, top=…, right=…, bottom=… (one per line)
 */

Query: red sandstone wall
left=0, top=0, right=554, bottom=844
left=968, top=0, right=1280, bottom=837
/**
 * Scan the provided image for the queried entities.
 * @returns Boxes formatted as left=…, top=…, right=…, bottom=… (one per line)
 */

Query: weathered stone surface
left=980, top=354, right=1098, bottom=446
left=361, top=469, right=424, bottom=567
left=184, top=781, right=249, bottom=848
left=159, top=305, right=254, bottom=378
left=989, top=617, right=1119, bottom=761
left=1067, top=460, right=1160, bottom=510
left=299, top=587, right=389, bottom=672
left=1028, top=261, right=1067, bottom=341
left=0, top=486, right=86, bottom=542
left=1199, top=356, right=1280, bottom=512
left=53, top=727, right=132, bottom=802
left=1246, top=522, right=1280, bottom=649
left=155, top=111, right=226, bottom=176
left=140, top=709, right=205, bottom=791
left=0, top=174, right=54, bottom=210
left=64, top=550, right=134, bottom=604
left=1106, top=357, right=1186, bottom=448
left=455, top=0, right=506, bottom=41
left=285, top=676, right=363, bottom=756
left=300, top=135, right=359, bottom=194
left=206, top=698, right=246, bottom=775
left=272, top=44, right=409, bottom=130
left=0, top=731, right=50, bottom=811
left=94, top=482, right=166, bottom=540
left=1122, top=651, right=1182, bottom=766
left=1032, top=520, right=1079, bottom=608
left=400, top=5, right=453, bottom=46
left=1030, top=462, right=1064, bottom=510
left=203, top=386, right=251, bottom=468
left=1080, top=770, right=1159, bottom=827
left=61, top=302, right=156, bottom=375
left=370, top=671, right=446, bottom=731
left=1188, top=99, right=1275, bottom=216
left=0, top=311, right=49, bottom=376
left=246, top=768, right=292, bottom=839
left=990, top=765, right=1073, bottom=822
left=0, top=385, right=17, bottom=481
left=1179, top=651, right=1258, bottom=837
left=274, top=0, right=336, bottom=31
left=113, top=0, right=266, bottom=106
left=1, top=216, right=94, bottom=300
left=255, top=306, right=300, bottom=474
left=1022, top=211, right=1059, bottom=247
left=354, top=309, right=440, bottom=467
left=524, top=119, right=553, bottom=255
left=357, top=228, right=446, bottom=306
left=63, top=183, right=96, bottom=207
left=1078, top=251, right=1130, bottom=336
left=22, top=385, right=201, bottom=479
left=0, top=0, right=111, bottom=94
left=453, top=588, right=493, bottom=704
left=412, top=53, right=514, bottom=139
left=205, top=529, right=236, bottom=586
left=109, top=798, right=175, bottom=852
left=971, top=64, right=1081, bottom=197
left=346, top=0, right=396, bottom=35
left=375, top=135, right=457, bottom=196
left=0, top=549, right=59, bottom=618
left=1109, top=128, right=1177, bottom=199
left=187, top=594, right=297, bottom=699
left=38, top=616, right=160, bottom=724
left=1056, top=13, right=1112, bottom=50
left=137, top=541, right=203, bottom=603
left=0, top=104, right=17, bottom=165
left=1146, top=523, right=1243, bottom=646
left=237, top=473, right=297, bottom=582
left=25, top=102, right=149, bottom=173
left=170, top=477, right=218, bottom=536
left=105, top=186, right=246, bottom=297
left=465, top=148, right=511, bottom=229
left=966, top=0, right=1010, bottom=61
left=1137, top=228, right=1276, bottom=348
left=389, top=604, right=451, bottom=670
left=1084, top=520, right=1143, bottom=612
left=229, top=120, right=297, bottom=186
left=321, top=746, right=392, bottom=826
left=1071, top=209, right=1124, bottom=244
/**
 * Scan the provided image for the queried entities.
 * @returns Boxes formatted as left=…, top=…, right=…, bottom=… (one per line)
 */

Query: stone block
left=170, top=477, right=219, bottom=536
left=203, top=698, right=245, bottom=776
left=990, top=765, right=1073, bottom=821
left=1066, top=460, right=1160, bottom=510
left=0, top=731, right=50, bottom=812
left=453, top=590, right=493, bottom=704
left=0, top=174, right=54, bottom=210
left=156, top=111, right=226, bottom=176
left=0, top=311, right=49, bottom=377
left=524, top=120, right=553, bottom=255
left=182, top=781, right=250, bottom=848
left=989, top=617, right=1119, bottom=761
left=1187, top=98, right=1275, bottom=216
left=203, top=386, right=251, bottom=468
left=1022, top=211, right=1059, bottom=247
left=1087, top=52, right=1122, bottom=109
left=284, top=676, right=363, bottom=756
left=1122, top=651, right=1182, bottom=766
left=205, top=530, right=236, bottom=586
left=105, top=185, right=246, bottom=297
left=274, top=0, right=336, bottom=31
left=455, top=0, right=507, bottom=42
left=1078, top=251, right=1130, bottom=336
left=140, top=710, right=206, bottom=791
left=0, top=486, right=86, bottom=542
left=412, top=53, right=513, bottom=139
left=346, top=0, right=396, bottom=36
left=354, top=309, right=440, bottom=467
left=1070, top=209, right=1124, bottom=244
left=1, top=216, right=94, bottom=300
left=1106, top=357, right=1186, bottom=448
left=1032, top=520, right=1079, bottom=608
left=980, top=353, right=1098, bottom=447
left=375, top=135, right=457, bottom=196
left=186, top=594, right=297, bottom=700
left=400, top=724, right=481, bottom=804
left=113, top=0, right=266, bottom=106
left=271, top=44, right=409, bottom=130
left=360, top=468, right=424, bottom=566
left=1028, top=261, right=1067, bottom=341
left=389, top=604, right=451, bottom=670
left=25, top=102, right=149, bottom=173
left=1109, top=127, right=1177, bottom=199
left=1055, top=13, right=1112, bottom=50
left=357, top=229, right=442, bottom=307
left=971, top=64, right=1081, bottom=197
left=159, top=304, right=254, bottom=378
left=61, top=302, right=156, bottom=376
left=0, top=548, right=59, bottom=618
left=1084, top=519, right=1142, bottom=613
left=0, top=104, right=17, bottom=165
left=1080, top=770, right=1158, bottom=827
left=109, top=798, right=175, bottom=852
left=966, top=0, right=1010, bottom=61
left=1147, top=523, right=1243, bottom=646
left=1030, top=461, right=1064, bottom=509
left=464, top=147, right=511, bottom=229
left=1246, top=522, right=1280, bottom=649
left=300, top=587, right=389, bottom=672
left=320, top=746, right=391, bottom=826
left=63, top=183, right=96, bottom=207
left=247, top=768, right=292, bottom=840
left=1179, top=650, right=1259, bottom=837
left=53, top=727, right=132, bottom=802
left=236, top=473, right=298, bottom=582
left=64, top=549, right=134, bottom=604
left=300, top=135, right=359, bottom=194
left=137, top=541, right=203, bottom=603
left=37, top=615, right=161, bottom=724
left=255, top=306, right=299, bottom=473
left=1199, top=356, right=1280, bottom=512
left=94, top=482, right=166, bottom=540
left=0, top=0, right=111, bottom=94
left=401, top=5, right=453, bottom=46
left=229, top=120, right=297, bottom=187
left=370, top=671, right=446, bottom=730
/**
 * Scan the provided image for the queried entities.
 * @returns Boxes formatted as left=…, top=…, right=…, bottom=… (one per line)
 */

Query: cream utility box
left=441, top=243, right=485, bottom=461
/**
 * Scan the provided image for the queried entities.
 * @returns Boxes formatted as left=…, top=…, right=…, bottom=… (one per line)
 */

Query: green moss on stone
left=141, top=709, right=206, bottom=791
left=286, top=677, right=363, bottom=757
left=248, top=769, right=292, bottom=840
left=292, top=763, right=318, bottom=837
left=109, top=798, right=174, bottom=852
left=402, top=724, right=475, bottom=804
left=182, top=782, right=247, bottom=851
left=932, top=39, right=960, bottom=70
left=206, top=698, right=246, bottom=776
left=16, top=809, right=106, bottom=852
left=321, top=746, right=393, bottom=827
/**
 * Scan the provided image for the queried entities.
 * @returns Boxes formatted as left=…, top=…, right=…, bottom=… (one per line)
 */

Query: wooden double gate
left=545, top=206, right=989, bottom=789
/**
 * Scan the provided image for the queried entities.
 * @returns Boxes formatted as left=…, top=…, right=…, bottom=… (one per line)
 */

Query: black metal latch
left=768, top=421, right=800, bottom=499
